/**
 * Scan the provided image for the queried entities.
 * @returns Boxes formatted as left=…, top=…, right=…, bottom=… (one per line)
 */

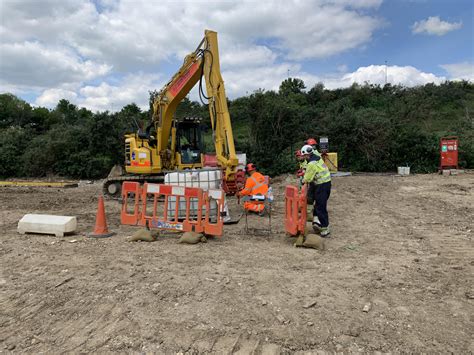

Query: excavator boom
left=103, top=30, right=240, bottom=197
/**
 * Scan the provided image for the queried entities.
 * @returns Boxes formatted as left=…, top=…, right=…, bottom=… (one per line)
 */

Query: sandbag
left=178, top=231, right=207, bottom=244
left=294, top=234, right=305, bottom=247
left=303, top=233, right=325, bottom=250
left=127, top=229, right=159, bottom=242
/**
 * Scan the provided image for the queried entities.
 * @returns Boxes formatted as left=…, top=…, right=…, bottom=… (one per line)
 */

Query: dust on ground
left=1, top=173, right=473, bottom=353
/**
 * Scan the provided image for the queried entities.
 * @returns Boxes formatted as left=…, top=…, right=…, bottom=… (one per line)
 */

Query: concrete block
left=18, top=214, right=77, bottom=237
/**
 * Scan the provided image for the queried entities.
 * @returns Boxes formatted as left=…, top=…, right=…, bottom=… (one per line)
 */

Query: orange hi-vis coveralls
left=240, top=172, right=269, bottom=212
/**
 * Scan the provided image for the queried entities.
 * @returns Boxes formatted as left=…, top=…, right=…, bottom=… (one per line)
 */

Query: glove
left=297, top=169, right=305, bottom=177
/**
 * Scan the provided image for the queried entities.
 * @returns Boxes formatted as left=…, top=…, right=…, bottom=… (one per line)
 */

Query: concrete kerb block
left=18, top=214, right=77, bottom=237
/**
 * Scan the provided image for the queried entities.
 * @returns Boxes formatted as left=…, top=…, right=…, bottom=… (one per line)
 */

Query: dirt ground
left=1, top=173, right=473, bottom=354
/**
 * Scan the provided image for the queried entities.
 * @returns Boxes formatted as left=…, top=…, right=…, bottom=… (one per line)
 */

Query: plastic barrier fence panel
left=141, top=183, right=204, bottom=233
left=285, top=184, right=307, bottom=237
left=121, top=181, right=142, bottom=225
left=120, top=182, right=225, bottom=237
left=204, top=189, right=225, bottom=236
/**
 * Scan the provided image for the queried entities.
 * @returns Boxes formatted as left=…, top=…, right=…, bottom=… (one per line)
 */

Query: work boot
left=312, top=216, right=321, bottom=233
left=320, top=227, right=331, bottom=238
left=312, top=216, right=321, bottom=226
left=312, top=223, right=321, bottom=233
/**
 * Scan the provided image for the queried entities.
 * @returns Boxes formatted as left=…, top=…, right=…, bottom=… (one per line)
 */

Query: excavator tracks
left=102, top=174, right=165, bottom=199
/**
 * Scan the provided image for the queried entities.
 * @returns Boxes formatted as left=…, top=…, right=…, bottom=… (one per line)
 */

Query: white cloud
left=223, top=63, right=302, bottom=96
left=32, top=64, right=448, bottom=111
left=220, top=45, right=277, bottom=68
left=216, top=64, right=446, bottom=98
left=35, top=88, right=78, bottom=107
left=1, top=0, right=387, bottom=110
left=0, top=41, right=111, bottom=89
left=3, top=0, right=459, bottom=113
left=34, top=73, right=162, bottom=112
left=207, top=1, right=382, bottom=61
left=320, top=65, right=445, bottom=89
left=277, top=65, right=445, bottom=92
left=1, top=0, right=382, bottom=72
left=331, top=0, right=383, bottom=8
left=412, top=16, right=462, bottom=36
left=0, top=1, right=99, bottom=44
left=440, top=62, right=474, bottom=81
left=270, top=5, right=381, bottom=60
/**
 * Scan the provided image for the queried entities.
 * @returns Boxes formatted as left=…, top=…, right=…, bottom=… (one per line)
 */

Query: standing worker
left=238, top=163, right=269, bottom=215
left=301, top=145, right=332, bottom=237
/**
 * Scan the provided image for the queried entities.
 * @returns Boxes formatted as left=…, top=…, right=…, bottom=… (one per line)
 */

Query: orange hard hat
left=246, top=163, right=256, bottom=173
left=306, top=137, right=317, bottom=146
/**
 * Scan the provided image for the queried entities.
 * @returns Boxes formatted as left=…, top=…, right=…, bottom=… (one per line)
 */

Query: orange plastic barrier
left=121, top=181, right=142, bottom=225
left=285, top=184, right=307, bottom=236
left=141, top=183, right=204, bottom=233
left=202, top=189, right=225, bottom=236
left=121, top=182, right=225, bottom=237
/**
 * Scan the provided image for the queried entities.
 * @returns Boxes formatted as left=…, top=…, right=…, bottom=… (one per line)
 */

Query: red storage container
left=439, top=136, right=459, bottom=170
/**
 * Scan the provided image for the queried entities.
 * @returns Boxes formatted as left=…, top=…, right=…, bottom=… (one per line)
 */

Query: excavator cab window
left=177, top=117, right=203, bottom=164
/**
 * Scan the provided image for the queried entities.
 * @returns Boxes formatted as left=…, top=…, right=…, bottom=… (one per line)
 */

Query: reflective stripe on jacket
left=303, top=159, right=331, bottom=185
left=240, top=172, right=269, bottom=196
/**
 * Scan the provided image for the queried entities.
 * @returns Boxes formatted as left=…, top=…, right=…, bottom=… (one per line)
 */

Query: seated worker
left=238, top=163, right=269, bottom=214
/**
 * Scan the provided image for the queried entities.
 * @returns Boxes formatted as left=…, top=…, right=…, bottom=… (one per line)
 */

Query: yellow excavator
left=103, top=30, right=241, bottom=196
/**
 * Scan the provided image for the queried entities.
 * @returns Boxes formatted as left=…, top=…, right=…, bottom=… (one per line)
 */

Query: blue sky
left=0, top=0, right=472, bottom=111
left=375, top=0, right=472, bottom=75
left=301, top=0, right=473, bottom=77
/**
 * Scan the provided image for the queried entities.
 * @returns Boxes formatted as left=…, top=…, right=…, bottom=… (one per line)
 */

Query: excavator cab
left=176, top=117, right=204, bottom=166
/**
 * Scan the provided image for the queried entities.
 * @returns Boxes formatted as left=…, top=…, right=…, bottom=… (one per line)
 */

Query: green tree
left=1, top=81, right=473, bottom=179
left=279, top=78, right=306, bottom=96
left=0, top=94, right=32, bottom=128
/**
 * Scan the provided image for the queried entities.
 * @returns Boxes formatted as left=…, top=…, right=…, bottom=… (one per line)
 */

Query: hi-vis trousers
left=307, top=181, right=331, bottom=228
left=244, top=201, right=265, bottom=213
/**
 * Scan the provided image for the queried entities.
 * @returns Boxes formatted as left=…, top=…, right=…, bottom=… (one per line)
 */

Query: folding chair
left=243, top=194, right=272, bottom=235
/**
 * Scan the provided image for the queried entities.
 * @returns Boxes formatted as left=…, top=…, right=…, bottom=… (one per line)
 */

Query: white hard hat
left=301, top=144, right=313, bottom=155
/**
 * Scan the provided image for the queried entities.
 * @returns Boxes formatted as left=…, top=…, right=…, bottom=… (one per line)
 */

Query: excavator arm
left=201, top=30, right=239, bottom=181
left=152, top=42, right=203, bottom=161
left=106, top=30, right=240, bottom=197
left=151, top=30, right=239, bottom=184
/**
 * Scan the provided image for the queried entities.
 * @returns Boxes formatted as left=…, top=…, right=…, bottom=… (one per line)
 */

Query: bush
left=0, top=81, right=472, bottom=179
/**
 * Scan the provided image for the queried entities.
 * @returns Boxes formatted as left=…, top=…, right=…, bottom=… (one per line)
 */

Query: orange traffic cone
left=88, top=195, right=115, bottom=238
